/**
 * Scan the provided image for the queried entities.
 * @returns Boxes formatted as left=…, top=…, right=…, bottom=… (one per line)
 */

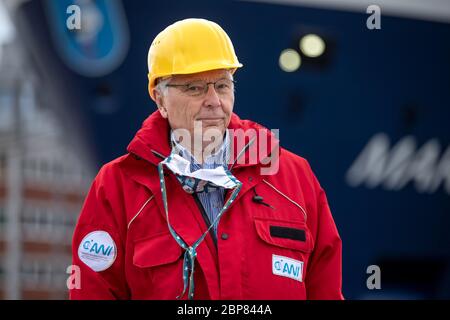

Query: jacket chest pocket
left=242, top=217, right=314, bottom=299
left=254, top=218, right=313, bottom=253
left=131, top=232, right=183, bottom=299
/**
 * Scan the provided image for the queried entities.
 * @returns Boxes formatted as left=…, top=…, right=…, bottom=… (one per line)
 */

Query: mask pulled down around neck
left=163, top=153, right=238, bottom=193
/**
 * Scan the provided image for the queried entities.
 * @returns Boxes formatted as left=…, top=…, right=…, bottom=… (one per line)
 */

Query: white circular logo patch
left=78, top=231, right=117, bottom=272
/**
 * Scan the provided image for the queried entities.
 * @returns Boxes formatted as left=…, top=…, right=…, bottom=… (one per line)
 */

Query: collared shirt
left=170, top=130, right=230, bottom=235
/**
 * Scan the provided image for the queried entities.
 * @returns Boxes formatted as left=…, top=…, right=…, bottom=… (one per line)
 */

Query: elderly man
left=70, top=18, right=343, bottom=300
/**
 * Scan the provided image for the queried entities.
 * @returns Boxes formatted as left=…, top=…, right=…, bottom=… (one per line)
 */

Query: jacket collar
left=127, top=110, right=280, bottom=170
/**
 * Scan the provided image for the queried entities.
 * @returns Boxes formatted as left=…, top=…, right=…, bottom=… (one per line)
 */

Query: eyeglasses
left=165, top=78, right=235, bottom=97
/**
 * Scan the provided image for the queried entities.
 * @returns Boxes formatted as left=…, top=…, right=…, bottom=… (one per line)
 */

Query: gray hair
left=155, top=76, right=172, bottom=96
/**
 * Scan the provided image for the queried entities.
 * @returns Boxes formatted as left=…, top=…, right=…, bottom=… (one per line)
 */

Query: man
left=70, top=18, right=343, bottom=300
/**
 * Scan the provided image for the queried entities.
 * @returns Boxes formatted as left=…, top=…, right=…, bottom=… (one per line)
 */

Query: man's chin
left=199, top=118, right=222, bottom=125
left=201, top=122, right=224, bottom=132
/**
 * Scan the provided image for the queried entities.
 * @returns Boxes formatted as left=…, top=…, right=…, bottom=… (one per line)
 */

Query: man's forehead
left=171, top=69, right=232, bottom=82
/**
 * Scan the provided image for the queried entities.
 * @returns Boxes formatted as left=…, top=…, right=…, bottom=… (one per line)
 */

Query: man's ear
left=153, top=89, right=168, bottom=118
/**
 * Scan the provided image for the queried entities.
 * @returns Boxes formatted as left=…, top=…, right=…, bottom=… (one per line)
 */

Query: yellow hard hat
left=147, top=18, right=243, bottom=100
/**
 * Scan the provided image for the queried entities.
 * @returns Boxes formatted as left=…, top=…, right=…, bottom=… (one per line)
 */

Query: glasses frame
left=165, top=78, right=236, bottom=97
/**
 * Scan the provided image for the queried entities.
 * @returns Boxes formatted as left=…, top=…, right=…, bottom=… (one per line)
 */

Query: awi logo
left=78, top=230, right=117, bottom=272
left=272, top=255, right=303, bottom=282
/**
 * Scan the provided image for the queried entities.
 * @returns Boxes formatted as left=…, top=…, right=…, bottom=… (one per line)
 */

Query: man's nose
left=203, top=84, right=221, bottom=108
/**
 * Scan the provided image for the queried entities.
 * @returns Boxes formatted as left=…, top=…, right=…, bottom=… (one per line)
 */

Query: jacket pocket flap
left=133, top=232, right=182, bottom=268
left=254, top=218, right=314, bottom=253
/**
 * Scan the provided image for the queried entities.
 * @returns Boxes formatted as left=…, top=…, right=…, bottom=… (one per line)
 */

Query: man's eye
left=217, top=83, right=229, bottom=89
left=187, top=85, right=203, bottom=92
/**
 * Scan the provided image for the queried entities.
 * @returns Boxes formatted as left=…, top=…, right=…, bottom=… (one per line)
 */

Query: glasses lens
left=215, top=79, right=234, bottom=94
left=184, top=81, right=206, bottom=96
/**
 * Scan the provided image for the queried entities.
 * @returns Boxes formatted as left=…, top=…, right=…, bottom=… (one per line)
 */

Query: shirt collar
left=170, top=130, right=230, bottom=169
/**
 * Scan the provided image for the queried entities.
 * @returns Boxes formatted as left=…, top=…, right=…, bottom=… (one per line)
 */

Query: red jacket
left=70, top=111, right=343, bottom=300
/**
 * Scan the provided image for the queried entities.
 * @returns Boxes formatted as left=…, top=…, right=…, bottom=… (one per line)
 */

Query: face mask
left=164, top=153, right=237, bottom=193
left=157, top=151, right=242, bottom=300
